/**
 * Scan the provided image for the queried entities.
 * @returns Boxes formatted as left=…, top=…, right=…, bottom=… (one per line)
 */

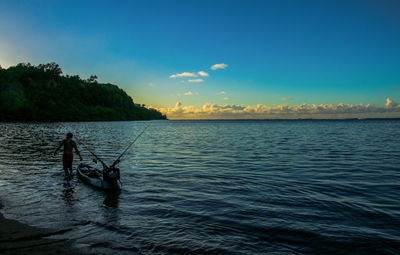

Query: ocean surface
left=0, top=120, right=399, bottom=254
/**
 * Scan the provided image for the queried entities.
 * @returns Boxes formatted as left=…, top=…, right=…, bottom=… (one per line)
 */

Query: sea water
left=0, top=120, right=399, bottom=254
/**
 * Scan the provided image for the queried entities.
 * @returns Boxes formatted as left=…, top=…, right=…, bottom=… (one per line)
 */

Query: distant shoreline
left=0, top=119, right=167, bottom=123
left=162, top=118, right=400, bottom=121
left=0, top=118, right=399, bottom=123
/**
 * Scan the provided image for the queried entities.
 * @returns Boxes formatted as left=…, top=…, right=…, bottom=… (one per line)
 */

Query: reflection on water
left=103, top=191, right=120, bottom=208
left=62, top=179, right=74, bottom=205
left=0, top=120, right=400, bottom=254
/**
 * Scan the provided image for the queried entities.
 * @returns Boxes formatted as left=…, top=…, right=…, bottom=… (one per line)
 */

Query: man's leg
left=67, top=154, right=74, bottom=175
left=62, top=154, right=69, bottom=175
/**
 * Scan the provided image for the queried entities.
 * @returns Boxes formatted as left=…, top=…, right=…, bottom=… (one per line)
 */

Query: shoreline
left=0, top=118, right=399, bottom=124
left=0, top=202, right=83, bottom=255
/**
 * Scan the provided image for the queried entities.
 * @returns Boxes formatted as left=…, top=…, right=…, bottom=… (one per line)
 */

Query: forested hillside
left=0, top=63, right=166, bottom=121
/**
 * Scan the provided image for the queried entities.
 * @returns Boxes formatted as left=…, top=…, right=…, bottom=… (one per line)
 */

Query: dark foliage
left=0, top=62, right=167, bottom=121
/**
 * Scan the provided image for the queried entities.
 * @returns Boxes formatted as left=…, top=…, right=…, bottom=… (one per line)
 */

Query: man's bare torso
left=63, top=139, right=76, bottom=154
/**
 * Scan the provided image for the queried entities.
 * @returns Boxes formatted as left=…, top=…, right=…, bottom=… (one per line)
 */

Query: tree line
left=0, top=62, right=167, bottom=121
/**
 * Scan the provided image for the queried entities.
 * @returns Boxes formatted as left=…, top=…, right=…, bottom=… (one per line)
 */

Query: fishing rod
left=75, top=138, right=109, bottom=169
left=110, top=125, right=149, bottom=167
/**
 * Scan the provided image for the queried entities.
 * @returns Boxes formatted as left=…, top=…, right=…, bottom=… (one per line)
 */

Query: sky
left=0, top=0, right=399, bottom=119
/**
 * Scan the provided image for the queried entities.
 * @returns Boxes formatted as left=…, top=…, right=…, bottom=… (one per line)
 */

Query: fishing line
left=75, top=138, right=109, bottom=168
left=110, top=125, right=149, bottom=167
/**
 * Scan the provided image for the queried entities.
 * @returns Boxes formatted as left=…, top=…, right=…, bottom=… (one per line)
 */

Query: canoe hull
left=77, top=163, right=122, bottom=190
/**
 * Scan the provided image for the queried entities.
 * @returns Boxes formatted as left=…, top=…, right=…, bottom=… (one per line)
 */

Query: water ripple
left=0, top=120, right=399, bottom=254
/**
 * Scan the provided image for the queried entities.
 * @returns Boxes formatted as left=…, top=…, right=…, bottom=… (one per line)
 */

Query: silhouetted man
left=54, top=132, right=83, bottom=176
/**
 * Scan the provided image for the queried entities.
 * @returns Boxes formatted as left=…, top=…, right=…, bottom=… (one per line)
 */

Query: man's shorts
left=63, top=153, right=74, bottom=170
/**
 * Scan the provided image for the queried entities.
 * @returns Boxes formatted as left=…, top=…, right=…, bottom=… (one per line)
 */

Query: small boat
left=77, top=163, right=122, bottom=190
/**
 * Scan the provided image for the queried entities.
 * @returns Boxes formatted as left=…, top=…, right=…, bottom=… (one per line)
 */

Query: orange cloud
left=188, top=79, right=204, bottom=83
left=169, top=72, right=197, bottom=78
left=198, top=71, right=209, bottom=76
left=211, top=63, right=228, bottom=70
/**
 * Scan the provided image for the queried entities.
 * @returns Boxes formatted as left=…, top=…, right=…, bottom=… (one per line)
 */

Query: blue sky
left=0, top=0, right=399, bottom=118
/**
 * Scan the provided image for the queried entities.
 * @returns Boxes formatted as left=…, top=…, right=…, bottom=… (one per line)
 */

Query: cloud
left=385, top=98, right=398, bottom=108
left=184, top=91, right=193, bottom=96
left=188, top=79, right=204, bottom=83
left=224, top=97, right=229, bottom=100
left=219, top=91, right=227, bottom=95
left=211, top=63, right=228, bottom=70
left=198, top=71, right=209, bottom=77
left=170, top=72, right=197, bottom=78
left=282, top=97, right=293, bottom=101
left=154, top=98, right=400, bottom=119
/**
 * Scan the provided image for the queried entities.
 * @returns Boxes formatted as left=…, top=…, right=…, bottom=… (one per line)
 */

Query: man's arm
left=74, top=143, right=83, bottom=161
left=54, top=140, right=64, bottom=156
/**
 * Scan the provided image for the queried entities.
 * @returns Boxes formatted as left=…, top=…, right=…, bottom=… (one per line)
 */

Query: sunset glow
left=0, top=0, right=399, bottom=119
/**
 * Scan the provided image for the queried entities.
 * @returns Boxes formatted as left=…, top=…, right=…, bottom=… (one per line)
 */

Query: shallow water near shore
left=0, top=120, right=399, bottom=254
